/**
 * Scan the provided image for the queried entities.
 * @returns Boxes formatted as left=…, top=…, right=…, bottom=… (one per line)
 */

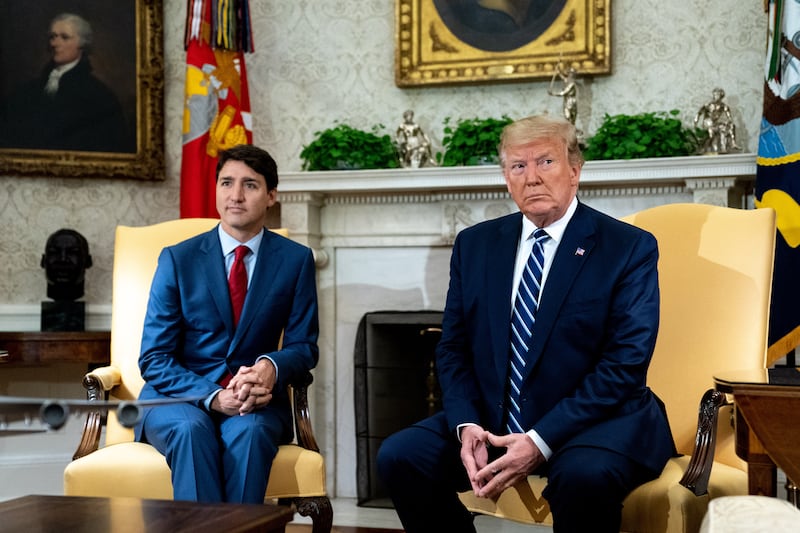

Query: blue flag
left=756, top=0, right=800, bottom=363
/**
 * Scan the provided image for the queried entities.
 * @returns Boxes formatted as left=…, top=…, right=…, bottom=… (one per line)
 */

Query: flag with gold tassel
left=180, top=0, right=253, bottom=218
left=755, top=0, right=800, bottom=364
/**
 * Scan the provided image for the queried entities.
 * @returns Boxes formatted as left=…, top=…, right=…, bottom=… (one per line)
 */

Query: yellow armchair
left=63, top=219, right=332, bottom=533
left=458, top=203, right=776, bottom=533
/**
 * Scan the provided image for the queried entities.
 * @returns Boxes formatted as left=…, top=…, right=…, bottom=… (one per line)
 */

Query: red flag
left=180, top=0, right=253, bottom=218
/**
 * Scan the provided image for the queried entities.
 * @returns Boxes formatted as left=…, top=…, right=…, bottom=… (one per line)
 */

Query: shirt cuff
left=256, top=354, right=278, bottom=382
left=526, top=429, right=553, bottom=460
left=204, top=389, right=222, bottom=411
left=456, top=422, right=479, bottom=442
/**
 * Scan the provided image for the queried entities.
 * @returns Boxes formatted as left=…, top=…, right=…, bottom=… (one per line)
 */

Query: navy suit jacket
left=436, top=202, right=675, bottom=472
left=135, top=226, right=319, bottom=439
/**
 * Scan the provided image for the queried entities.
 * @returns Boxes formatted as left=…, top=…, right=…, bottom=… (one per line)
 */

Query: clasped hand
left=460, top=425, right=544, bottom=500
left=212, top=359, right=275, bottom=416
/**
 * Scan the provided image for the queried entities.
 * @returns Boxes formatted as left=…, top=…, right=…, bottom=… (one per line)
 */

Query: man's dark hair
left=216, top=144, right=279, bottom=190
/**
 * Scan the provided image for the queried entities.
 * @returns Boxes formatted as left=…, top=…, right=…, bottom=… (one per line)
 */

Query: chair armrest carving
left=679, top=388, right=729, bottom=496
left=71, top=366, right=121, bottom=461
left=290, top=371, right=320, bottom=452
left=85, top=366, right=122, bottom=392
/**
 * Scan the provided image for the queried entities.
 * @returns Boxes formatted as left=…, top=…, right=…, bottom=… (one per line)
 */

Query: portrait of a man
left=0, top=2, right=136, bottom=153
left=433, top=0, right=567, bottom=52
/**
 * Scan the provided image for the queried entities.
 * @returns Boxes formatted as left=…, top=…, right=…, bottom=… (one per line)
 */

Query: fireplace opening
left=354, top=310, right=443, bottom=508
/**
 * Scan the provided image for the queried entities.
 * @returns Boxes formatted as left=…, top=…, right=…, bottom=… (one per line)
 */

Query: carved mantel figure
left=548, top=63, right=578, bottom=126
left=396, top=110, right=436, bottom=168
left=694, top=88, right=741, bottom=154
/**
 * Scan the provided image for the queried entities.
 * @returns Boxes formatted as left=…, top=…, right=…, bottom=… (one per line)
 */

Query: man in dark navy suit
left=378, top=115, right=675, bottom=532
left=135, top=144, right=319, bottom=503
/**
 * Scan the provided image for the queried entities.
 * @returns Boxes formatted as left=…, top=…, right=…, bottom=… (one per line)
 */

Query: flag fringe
left=757, top=152, right=800, bottom=166
left=185, top=0, right=253, bottom=52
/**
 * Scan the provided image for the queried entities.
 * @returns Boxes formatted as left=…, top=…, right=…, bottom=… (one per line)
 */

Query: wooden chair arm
left=72, top=367, right=121, bottom=460
left=290, top=371, right=320, bottom=452
left=85, top=366, right=122, bottom=392
left=679, top=388, right=730, bottom=495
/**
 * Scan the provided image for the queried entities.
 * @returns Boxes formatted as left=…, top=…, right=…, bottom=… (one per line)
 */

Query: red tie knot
left=234, top=245, right=250, bottom=261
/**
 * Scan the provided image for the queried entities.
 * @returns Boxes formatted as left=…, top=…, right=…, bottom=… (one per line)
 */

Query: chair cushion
left=64, top=442, right=173, bottom=499
left=457, top=456, right=747, bottom=533
left=620, top=456, right=746, bottom=533
left=64, top=441, right=326, bottom=500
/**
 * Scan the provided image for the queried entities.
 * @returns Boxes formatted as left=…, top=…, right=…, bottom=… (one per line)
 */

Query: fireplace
left=354, top=310, right=444, bottom=507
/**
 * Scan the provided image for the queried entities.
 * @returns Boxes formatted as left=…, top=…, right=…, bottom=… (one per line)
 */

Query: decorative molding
left=0, top=304, right=111, bottom=332
left=279, top=153, right=756, bottom=196
left=580, top=185, right=688, bottom=198
left=684, top=177, right=740, bottom=190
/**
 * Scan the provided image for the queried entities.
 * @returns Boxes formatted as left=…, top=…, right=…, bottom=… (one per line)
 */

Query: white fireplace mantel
left=279, top=152, right=756, bottom=194
left=278, top=153, right=756, bottom=257
left=275, top=152, right=757, bottom=498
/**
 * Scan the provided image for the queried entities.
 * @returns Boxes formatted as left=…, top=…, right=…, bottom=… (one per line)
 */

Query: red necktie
left=228, top=245, right=250, bottom=326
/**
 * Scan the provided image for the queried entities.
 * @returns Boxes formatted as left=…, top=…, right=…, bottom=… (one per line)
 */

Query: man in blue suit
left=135, top=144, right=319, bottom=503
left=378, top=115, right=675, bottom=532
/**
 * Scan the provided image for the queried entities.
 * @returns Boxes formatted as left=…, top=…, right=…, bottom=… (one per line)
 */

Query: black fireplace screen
left=354, top=310, right=444, bottom=507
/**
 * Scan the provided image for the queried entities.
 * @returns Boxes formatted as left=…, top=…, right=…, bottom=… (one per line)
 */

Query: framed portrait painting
left=0, top=0, right=164, bottom=180
left=395, top=0, right=611, bottom=87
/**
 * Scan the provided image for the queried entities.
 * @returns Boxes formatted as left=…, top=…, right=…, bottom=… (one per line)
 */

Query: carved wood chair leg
left=294, top=496, right=333, bottom=533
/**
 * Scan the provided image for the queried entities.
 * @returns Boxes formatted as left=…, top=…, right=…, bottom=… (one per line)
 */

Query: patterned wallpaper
left=0, top=0, right=766, bottom=307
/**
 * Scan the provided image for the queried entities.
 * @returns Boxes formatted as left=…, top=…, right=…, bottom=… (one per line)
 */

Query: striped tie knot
left=506, top=228, right=549, bottom=433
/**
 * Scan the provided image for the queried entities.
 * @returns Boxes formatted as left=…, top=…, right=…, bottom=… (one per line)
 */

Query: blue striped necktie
left=506, top=228, right=550, bottom=434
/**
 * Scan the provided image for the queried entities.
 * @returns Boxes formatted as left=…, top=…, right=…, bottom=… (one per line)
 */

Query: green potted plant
left=436, top=115, right=514, bottom=167
left=300, top=123, right=400, bottom=170
left=583, top=110, right=706, bottom=160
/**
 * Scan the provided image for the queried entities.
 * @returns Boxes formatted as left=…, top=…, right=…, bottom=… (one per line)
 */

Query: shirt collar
left=217, top=225, right=264, bottom=257
left=51, top=58, right=80, bottom=75
left=521, top=196, right=578, bottom=244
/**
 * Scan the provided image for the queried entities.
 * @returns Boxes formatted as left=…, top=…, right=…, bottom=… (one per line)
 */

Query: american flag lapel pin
left=575, top=247, right=585, bottom=256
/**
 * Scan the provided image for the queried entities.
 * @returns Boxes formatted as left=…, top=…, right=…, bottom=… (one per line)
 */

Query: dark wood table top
left=0, top=494, right=294, bottom=533
left=0, top=331, right=110, bottom=366
left=714, top=367, right=800, bottom=393
left=714, top=367, right=800, bottom=495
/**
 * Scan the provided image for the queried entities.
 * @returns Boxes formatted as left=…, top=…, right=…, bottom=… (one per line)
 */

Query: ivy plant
left=300, top=123, right=400, bottom=171
left=436, top=115, right=513, bottom=167
left=583, top=110, right=706, bottom=161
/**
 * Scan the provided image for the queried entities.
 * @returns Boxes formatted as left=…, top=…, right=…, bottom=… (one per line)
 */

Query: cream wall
left=0, top=0, right=765, bottom=310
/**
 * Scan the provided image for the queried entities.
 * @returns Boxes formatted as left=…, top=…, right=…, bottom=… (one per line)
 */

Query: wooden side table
left=714, top=368, right=800, bottom=498
left=0, top=494, right=294, bottom=532
left=0, top=331, right=110, bottom=366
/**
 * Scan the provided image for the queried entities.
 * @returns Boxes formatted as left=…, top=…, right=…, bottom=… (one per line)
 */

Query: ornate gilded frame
left=0, top=0, right=164, bottom=180
left=395, top=0, right=610, bottom=87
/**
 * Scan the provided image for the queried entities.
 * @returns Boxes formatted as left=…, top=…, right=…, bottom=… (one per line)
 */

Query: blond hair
left=498, top=115, right=584, bottom=168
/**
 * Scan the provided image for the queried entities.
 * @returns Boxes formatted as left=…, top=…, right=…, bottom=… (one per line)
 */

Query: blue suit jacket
left=436, top=202, right=675, bottom=472
left=136, top=226, right=319, bottom=438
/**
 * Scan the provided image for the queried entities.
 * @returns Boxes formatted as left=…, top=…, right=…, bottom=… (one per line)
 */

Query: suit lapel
left=488, top=214, right=523, bottom=385
left=524, top=203, right=596, bottom=375
left=229, top=229, right=285, bottom=353
left=199, top=227, right=234, bottom=334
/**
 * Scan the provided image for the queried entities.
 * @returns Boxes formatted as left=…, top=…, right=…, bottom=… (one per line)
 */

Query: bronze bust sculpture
left=41, top=228, right=93, bottom=302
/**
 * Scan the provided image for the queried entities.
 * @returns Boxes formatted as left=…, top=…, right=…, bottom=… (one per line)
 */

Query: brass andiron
left=420, top=327, right=443, bottom=416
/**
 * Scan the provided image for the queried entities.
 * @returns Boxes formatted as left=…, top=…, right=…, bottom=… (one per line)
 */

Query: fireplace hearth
left=354, top=310, right=444, bottom=507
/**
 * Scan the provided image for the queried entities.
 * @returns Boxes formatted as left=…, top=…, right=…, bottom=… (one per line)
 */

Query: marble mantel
left=276, top=152, right=757, bottom=498
left=279, top=153, right=755, bottom=250
left=280, top=152, right=755, bottom=194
